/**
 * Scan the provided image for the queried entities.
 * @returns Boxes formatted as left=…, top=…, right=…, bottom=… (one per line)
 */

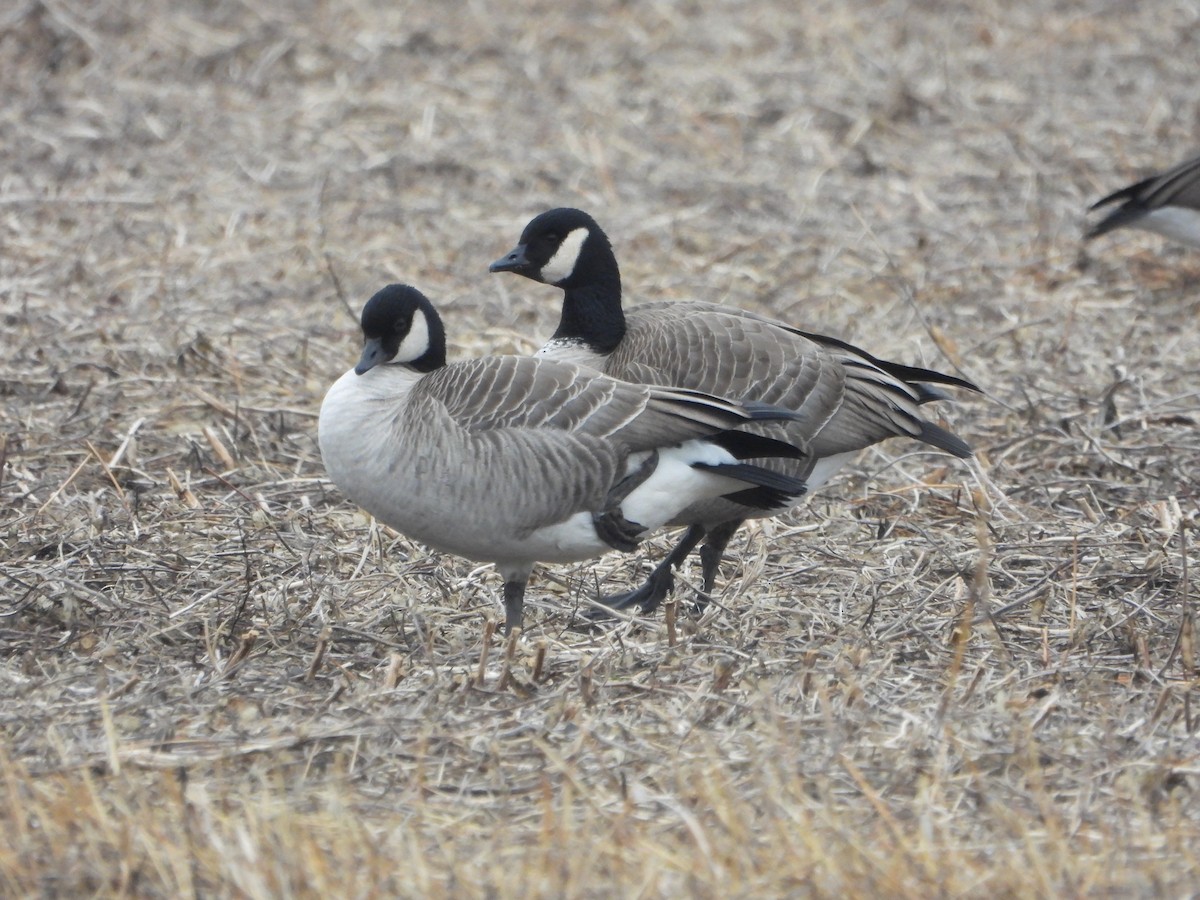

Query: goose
left=318, top=284, right=813, bottom=633
left=489, top=208, right=979, bottom=616
left=1086, top=153, right=1200, bottom=248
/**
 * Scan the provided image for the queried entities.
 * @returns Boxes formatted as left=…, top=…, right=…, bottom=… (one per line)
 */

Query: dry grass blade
left=2, top=0, right=1200, bottom=895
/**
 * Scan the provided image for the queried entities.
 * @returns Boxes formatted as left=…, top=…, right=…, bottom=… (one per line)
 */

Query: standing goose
left=1086, top=153, right=1200, bottom=247
left=490, top=208, right=979, bottom=615
left=318, top=284, right=812, bottom=632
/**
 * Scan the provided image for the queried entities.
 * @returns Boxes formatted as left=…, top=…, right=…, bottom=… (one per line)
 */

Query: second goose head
left=488, top=207, right=614, bottom=288
left=490, top=207, right=626, bottom=355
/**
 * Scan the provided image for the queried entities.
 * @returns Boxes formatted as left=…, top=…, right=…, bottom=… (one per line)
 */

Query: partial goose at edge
left=1087, top=153, right=1200, bottom=248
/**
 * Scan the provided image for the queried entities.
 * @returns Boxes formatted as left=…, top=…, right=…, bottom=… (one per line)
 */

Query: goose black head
left=489, top=207, right=611, bottom=288
left=355, top=284, right=447, bottom=375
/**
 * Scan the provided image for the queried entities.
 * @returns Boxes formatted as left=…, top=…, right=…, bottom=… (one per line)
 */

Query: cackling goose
left=318, top=284, right=813, bottom=632
left=490, top=208, right=979, bottom=616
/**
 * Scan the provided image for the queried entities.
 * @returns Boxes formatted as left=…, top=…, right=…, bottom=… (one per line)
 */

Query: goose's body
left=490, top=208, right=978, bottom=615
left=318, top=284, right=811, bottom=631
left=1087, top=153, right=1200, bottom=248
left=321, top=356, right=797, bottom=567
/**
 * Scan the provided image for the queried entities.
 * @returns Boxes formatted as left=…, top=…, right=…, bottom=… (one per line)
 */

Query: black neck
left=409, top=350, right=445, bottom=373
left=551, top=256, right=626, bottom=354
left=402, top=296, right=447, bottom=373
left=413, top=304, right=447, bottom=372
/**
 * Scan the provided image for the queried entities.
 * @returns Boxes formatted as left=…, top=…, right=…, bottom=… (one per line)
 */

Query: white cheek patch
left=541, top=227, right=589, bottom=285
left=395, top=309, right=431, bottom=362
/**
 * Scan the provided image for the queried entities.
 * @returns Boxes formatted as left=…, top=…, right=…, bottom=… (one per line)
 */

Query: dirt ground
left=2, top=0, right=1198, bottom=896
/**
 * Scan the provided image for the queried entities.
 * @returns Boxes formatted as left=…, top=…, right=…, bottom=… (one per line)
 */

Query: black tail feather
left=1088, top=176, right=1154, bottom=212
left=1085, top=204, right=1148, bottom=240
left=721, top=485, right=798, bottom=509
left=858, top=357, right=980, bottom=396
left=736, top=399, right=809, bottom=423
left=708, top=430, right=808, bottom=461
left=692, top=462, right=807, bottom=510
left=796, top=331, right=982, bottom=395
left=909, top=382, right=953, bottom=404
left=919, top=420, right=973, bottom=458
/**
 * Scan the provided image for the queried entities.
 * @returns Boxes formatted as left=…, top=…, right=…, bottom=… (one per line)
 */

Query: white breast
left=318, top=366, right=419, bottom=504
left=537, top=338, right=606, bottom=369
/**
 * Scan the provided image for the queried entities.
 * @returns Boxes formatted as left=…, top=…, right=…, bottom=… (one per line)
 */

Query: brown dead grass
left=2, top=0, right=1199, bottom=896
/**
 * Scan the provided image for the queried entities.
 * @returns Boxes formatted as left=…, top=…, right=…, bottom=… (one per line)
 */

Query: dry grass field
left=2, top=0, right=1199, bottom=895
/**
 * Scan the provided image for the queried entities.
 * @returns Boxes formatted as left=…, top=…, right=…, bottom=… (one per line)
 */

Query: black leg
left=502, top=580, right=526, bottom=633
left=695, top=519, right=743, bottom=609
left=594, top=524, right=708, bottom=615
